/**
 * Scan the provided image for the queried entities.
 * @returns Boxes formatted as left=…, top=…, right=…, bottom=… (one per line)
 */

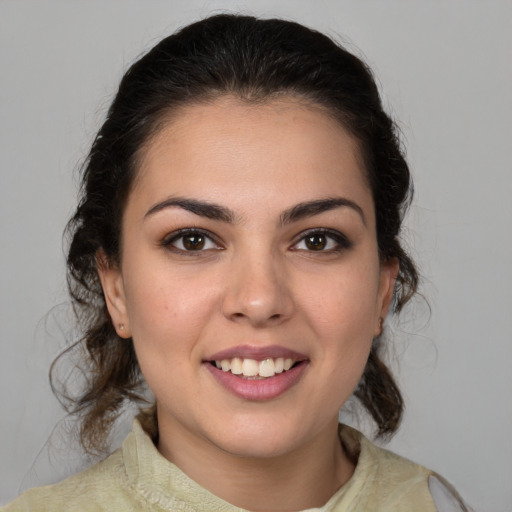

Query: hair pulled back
left=57, top=14, right=418, bottom=453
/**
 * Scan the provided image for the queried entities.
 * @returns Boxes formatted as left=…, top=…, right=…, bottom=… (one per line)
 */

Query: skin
left=99, top=96, right=397, bottom=511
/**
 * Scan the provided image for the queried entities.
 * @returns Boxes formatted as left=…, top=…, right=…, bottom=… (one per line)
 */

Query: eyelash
left=291, top=228, right=352, bottom=253
left=161, top=228, right=222, bottom=253
left=161, top=227, right=351, bottom=255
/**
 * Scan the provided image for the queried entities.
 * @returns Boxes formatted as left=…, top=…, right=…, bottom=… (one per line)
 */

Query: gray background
left=1, top=1, right=511, bottom=510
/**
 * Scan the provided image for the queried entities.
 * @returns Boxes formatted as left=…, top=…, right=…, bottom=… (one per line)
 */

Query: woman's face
left=100, top=96, right=396, bottom=459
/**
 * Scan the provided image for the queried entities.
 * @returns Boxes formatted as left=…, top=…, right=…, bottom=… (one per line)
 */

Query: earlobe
left=375, top=258, right=399, bottom=336
left=96, top=250, right=131, bottom=338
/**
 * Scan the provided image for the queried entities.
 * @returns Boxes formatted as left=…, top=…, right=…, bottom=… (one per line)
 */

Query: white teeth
left=230, top=357, right=243, bottom=375
left=213, top=356, right=297, bottom=377
left=242, top=358, right=259, bottom=376
left=259, top=358, right=275, bottom=377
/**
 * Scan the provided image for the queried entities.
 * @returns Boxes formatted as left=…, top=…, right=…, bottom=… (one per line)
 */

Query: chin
left=215, top=434, right=298, bottom=459
left=206, top=415, right=312, bottom=459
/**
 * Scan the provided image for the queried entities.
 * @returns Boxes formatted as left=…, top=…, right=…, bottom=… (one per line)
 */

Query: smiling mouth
left=205, top=350, right=309, bottom=400
left=210, top=357, right=302, bottom=379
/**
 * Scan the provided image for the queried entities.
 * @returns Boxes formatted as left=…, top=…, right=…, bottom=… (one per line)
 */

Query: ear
left=374, top=257, right=399, bottom=337
left=96, top=250, right=131, bottom=339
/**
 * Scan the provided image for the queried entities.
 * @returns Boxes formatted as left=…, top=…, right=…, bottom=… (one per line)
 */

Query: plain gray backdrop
left=1, top=1, right=511, bottom=510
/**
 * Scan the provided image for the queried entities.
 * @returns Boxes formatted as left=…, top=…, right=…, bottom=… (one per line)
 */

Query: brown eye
left=305, top=233, right=327, bottom=251
left=164, top=229, right=220, bottom=252
left=182, top=233, right=205, bottom=250
left=292, top=229, right=352, bottom=253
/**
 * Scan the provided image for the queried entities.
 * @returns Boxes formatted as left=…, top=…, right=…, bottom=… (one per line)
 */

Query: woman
left=3, top=14, right=470, bottom=511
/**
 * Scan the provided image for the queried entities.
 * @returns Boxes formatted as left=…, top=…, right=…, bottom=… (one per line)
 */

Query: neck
left=157, top=413, right=355, bottom=511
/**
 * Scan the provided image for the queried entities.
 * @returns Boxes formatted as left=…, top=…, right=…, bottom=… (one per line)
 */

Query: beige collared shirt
left=2, top=420, right=468, bottom=511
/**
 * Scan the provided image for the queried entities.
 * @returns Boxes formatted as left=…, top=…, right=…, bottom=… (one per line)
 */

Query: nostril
left=222, top=284, right=294, bottom=326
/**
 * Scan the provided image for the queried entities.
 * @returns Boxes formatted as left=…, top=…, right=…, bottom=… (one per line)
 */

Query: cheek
left=297, top=260, right=380, bottom=393
left=122, top=268, right=217, bottom=403
left=301, top=264, right=381, bottom=334
left=122, top=259, right=219, bottom=354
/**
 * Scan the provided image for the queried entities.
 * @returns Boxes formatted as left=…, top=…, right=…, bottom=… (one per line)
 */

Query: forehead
left=130, top=96, right=373, bottom=220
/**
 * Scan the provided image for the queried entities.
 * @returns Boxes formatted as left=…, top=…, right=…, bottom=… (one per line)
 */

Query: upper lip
left=206, top=345, right=308, bottom=362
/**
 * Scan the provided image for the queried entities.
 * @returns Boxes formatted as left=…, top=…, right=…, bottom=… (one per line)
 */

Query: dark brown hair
left=53, top=13, right=418, bottom=453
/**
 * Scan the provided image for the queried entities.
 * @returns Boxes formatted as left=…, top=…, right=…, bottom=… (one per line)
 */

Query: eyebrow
left=144, top=196, right=365, bottom=225
left=144, top=197, right=235, bottom=223
left=280, top=197, right=366, bottom=226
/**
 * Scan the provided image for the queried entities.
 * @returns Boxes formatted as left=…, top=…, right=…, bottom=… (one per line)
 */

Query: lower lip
left=204, top=361, right=309, bottom=401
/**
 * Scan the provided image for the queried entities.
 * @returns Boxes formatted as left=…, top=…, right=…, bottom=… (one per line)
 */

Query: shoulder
left=340, top=424, right=432, bottom=486
left=428, top=473, right=474, bottom=512
left=1, top=449, right=139, bottom=512
left=335, top=425, right=470, bottom=512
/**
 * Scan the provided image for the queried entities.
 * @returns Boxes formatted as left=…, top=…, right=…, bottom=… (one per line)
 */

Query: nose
left=221, top=248, right=295, bottom=328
